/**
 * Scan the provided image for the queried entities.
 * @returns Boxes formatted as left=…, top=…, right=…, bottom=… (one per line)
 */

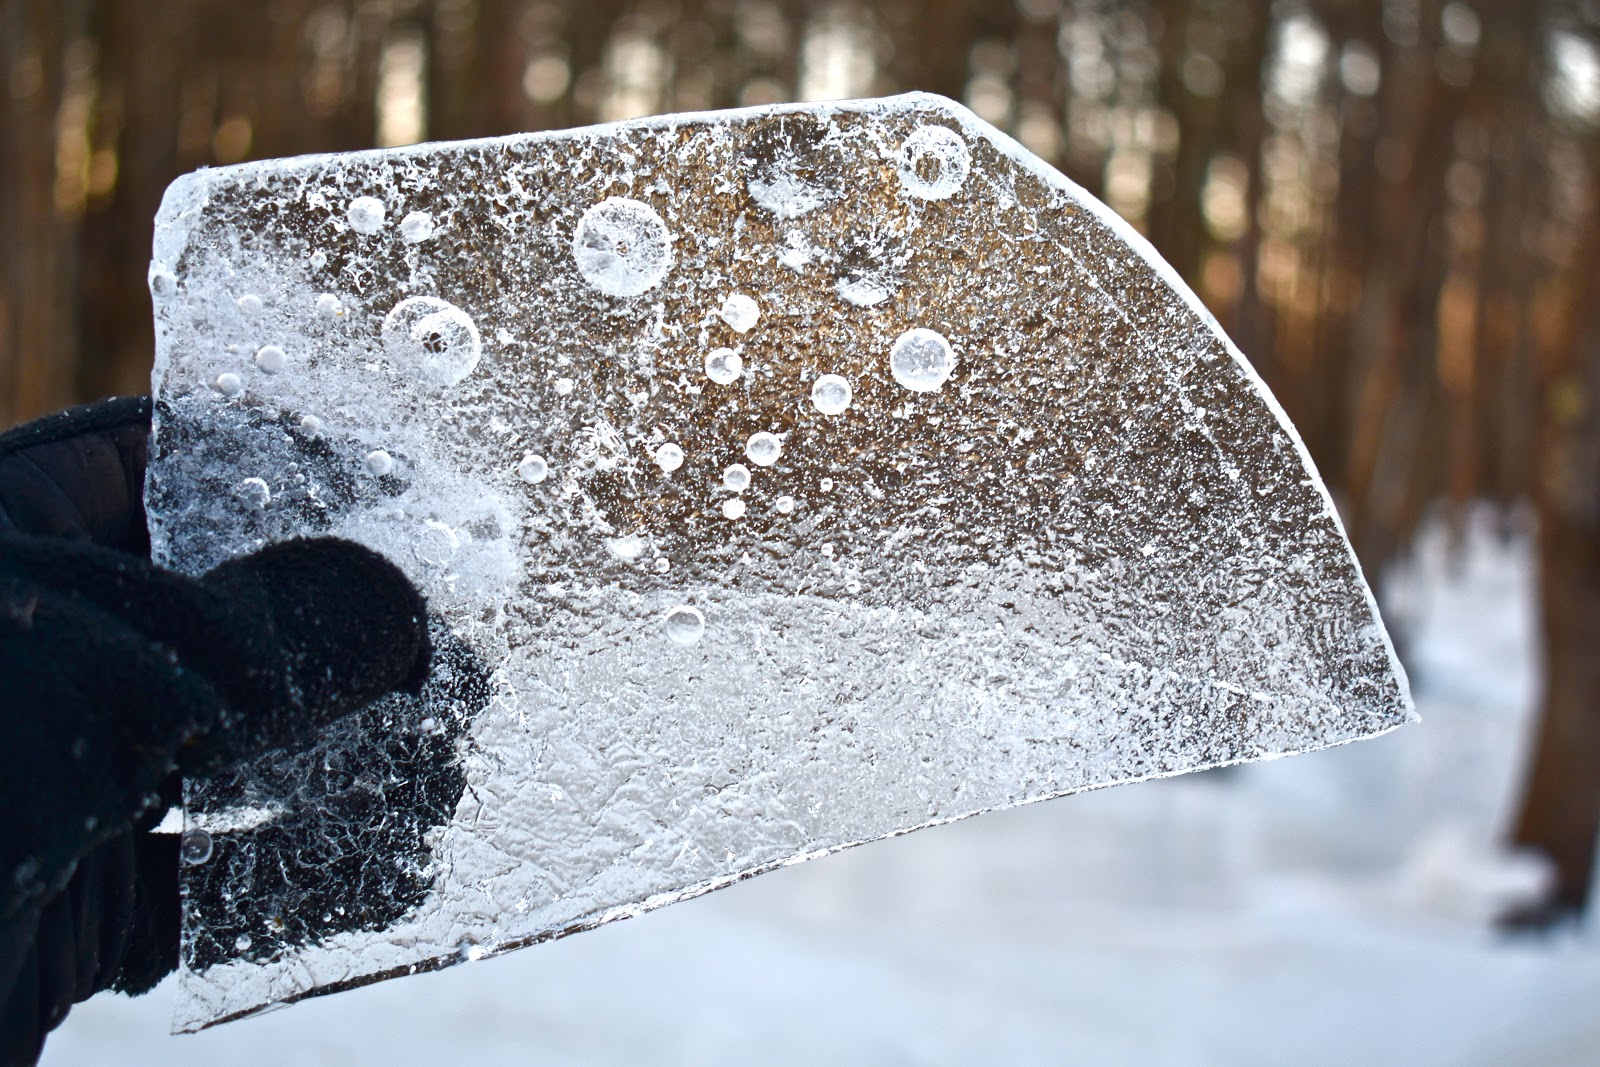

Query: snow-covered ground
left=46, top=509, right=1600, bottom=1065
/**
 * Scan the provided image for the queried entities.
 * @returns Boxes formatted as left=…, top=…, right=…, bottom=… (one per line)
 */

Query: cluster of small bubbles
left=236, top=477, right=271, bottom=508
left=721, top=498, right=747, bottom=520
left=416, top=519, right=460, bottom=567
left=516, top=453, right=549, bottom=484
left=663, top=605, right=705, bottom=646
left=704, top=348, right=742, bottom=385
left=889, top=327, right=956, bottom=392
left=400, top=211, right=435, bottom=243
left=571, top=196, right=673, bottom=297
left=309, top=250, right=328, bottom=271
left=315, top=293, right=343, bottom=319
left=180, top=829, right=214, bottom=866
left=820, top=477, right=834, bottom=492
left=299, top=414, right=323, bottom=434
left=774, top=495, right=796, bottom=514
left=254, top=344, right=286, bottom=374
left=745, top=431, right=782, bottom=467
left=810, top=374, right=853, bottom=415
left=234, top=934, right=253, bottom=953
left=347, top=195, right=387, bottom=234
left=718, top=292, right=760, bottom=333
left=655, top=442, right=684, bottom=473
left=148, top=264, right=177, bottom=299
left=897, top=125, right=973, bottom=201
left=553, top=377, right=575, bottom=396
left=364, top=449, right=395, bottom=476
left=380, top=296, right=482, bottom=386
left=237, top=293, right=264, bottom=315
left=214, top=372, right=244, bottom=397
left=723, top=463, right=751, bottom=492
left=653, top=557, right=670, bottom=574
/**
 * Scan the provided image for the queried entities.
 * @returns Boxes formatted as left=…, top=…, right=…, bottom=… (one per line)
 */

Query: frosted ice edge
left=144, top=93, right=1408, bottom=1036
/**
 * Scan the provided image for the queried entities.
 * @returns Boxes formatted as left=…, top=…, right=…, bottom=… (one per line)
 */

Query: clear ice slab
left=146, top=93, right=1412, bottom=1030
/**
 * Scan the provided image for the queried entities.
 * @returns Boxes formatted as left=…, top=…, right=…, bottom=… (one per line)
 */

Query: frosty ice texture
left=147, top=93, right=1411, bottom=1030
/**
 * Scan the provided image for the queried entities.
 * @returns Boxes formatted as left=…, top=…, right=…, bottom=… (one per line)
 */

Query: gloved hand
left=0, top=397, right=432, bottom=1064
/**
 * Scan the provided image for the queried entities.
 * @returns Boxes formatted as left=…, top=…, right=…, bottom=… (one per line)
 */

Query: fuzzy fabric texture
left=0, top=398, right=430, bottom=1064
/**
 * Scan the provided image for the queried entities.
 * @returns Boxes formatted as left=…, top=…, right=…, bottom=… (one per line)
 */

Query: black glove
left=0, top=397, right=432, bottom=1065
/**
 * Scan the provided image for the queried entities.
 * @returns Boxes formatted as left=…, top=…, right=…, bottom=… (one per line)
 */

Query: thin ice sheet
left=146, top=93, right=1412, bottom=1031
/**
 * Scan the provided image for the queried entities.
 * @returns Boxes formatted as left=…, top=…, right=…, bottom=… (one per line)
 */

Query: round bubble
left=517, top=453, right=549, bottom=484
left=309, top=250, right=328, bottom=270
left=148, top=265, right=177, bottom=299
left=889, top=327, right=955, bottom=392
left=655, top=442, right=684, bottom=473
left=774, top=495, right=796, bottom=514
left=254, top=344, right=286, bottom=374
left=719, top=293, right=760, bottom=333
left=347, top=195, right=387, bottom=234
left=234, top=934, right=253, bottom=952
left=653, top=557, right=671, bottom=574
left=811, top=374, right=852, bottom=415
left=820, top=477, right=834, bottom=492
left=663, top=605, right=705, bottom=646
left=315, top=293, right=343, bottom=319
left=180, top=829, right=213, bottom=866
left=381, top=296, right=482, bottom=385
left=364, top=449, right=394, bottom=476
left=553, top=377, right=575, bottom=396
left=745, top=432, right=782, bottom=467
left=416, top=519, right=460, bottom=568
left=898, top=126, right=972, bottom=201
left=704, top=348, right=743, bottom=385
left=400, top=211, right=435, bottom=243
left=721, top=498, right=747, bottom=520
left=236, top=477, right=271, bottom=508
left=214, top=373, right=243, bottom=397
left=571, top=196, right=673, bottom=297
left=723, top=463, right=751, bottom=492
left=299, top=414, right=324, bottom=434
left=237, top=293, right=264, bottom=315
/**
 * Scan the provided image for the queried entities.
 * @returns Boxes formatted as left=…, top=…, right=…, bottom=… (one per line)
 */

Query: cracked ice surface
left=145, top=93, right=1411, bottom=1031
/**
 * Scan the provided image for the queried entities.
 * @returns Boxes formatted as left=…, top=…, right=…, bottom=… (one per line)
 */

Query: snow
left=46, top=508, right=1598, bottom=1065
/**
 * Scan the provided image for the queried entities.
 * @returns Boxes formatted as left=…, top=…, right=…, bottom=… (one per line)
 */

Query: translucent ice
left=147, top=93, right=1410, bottom=1032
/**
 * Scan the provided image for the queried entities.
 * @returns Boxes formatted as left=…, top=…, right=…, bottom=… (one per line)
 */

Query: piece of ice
left=704, top=347, right=743, bottom=385
left=235, top=477, right=270, bottom=508
left=147, top=93, right=1410, bottom=1033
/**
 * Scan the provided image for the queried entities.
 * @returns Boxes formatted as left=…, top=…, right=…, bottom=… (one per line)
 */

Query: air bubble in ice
left=380, top=296, right=482, bottom=386
left=811, top=374, right=852, bottom=415
left=819, top=477, right=834, bottom=492
left=254, top=344, right=286, bottom=374
left=517, top=453, right=549, bottom=484
left=236, top=477, right=271, bottom=508
left=663, top=605, right=705, bottom=646
left=655, top=442, right=684, bottom=473
left=607, top=535, right=645, bottom=561
left=745, top=431, right=781, bottom=466
left=554, top=377, right=575, bottom=396
left=653, top=557, right=670, bottom=574
left=181, top=829, right=213, bottom=866
left=416, top=519, right=460, bottom=567
left=309, top=250, right=328, bottom=270
left=299, top=414, right=323, bottom=434
left=148, top=265, right=177, bottom=298
left=723, top=464, right=751, bottom=492
left=315, top=293, right=343, bottom=319
left=722, top=498, right=747, bottom=520
left=774, top=495, right=795, bottom=514
left=347, top=195, right=387, bottom=234
left=214, top=373, right=243, bottom=397
left=237, top=294, right=264, bottom=315
left=897, top=125, right=972, bottom=201
left=718, top=293, right=760, bottom=333
left=364, top=449, right=394, bottom=476
left=400, top=211, right=435, bottom=243
left=571, top=196, right=673, bottom=298
left=704, top=348, right=742, bottom=385
left=889, top=327, right=955, bottom=392
left=234, top=934, right=253, bottom=952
